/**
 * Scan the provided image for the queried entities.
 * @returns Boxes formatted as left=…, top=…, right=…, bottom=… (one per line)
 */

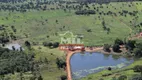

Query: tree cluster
left=56, top=58, right=66, bottom=69
left=43, top=42, right=59, bottom=48
left=112, top=38, right=123, bottom=52
left=0, top=47, right=35, bottom=75
left=75, top=10, right=95, bottom=15
left=133, top=43, right=142, bottom=57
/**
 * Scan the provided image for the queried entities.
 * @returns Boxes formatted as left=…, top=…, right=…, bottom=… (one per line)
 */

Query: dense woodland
left=0, top=47, right=34, bottom=75
left=0, top=0, right=141, bottom=3
left=0, top=0, right=141, bottom=12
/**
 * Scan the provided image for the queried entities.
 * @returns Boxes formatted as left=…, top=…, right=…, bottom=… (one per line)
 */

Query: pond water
left=70, top=52, right=134, bottom=79
left=4, top=43, right=24, bottom=51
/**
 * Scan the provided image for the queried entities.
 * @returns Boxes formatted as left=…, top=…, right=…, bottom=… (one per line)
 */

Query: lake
left=70, top=52, right=134, bottom=79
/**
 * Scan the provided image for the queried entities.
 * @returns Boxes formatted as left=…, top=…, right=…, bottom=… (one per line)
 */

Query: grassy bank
left=80, top=58, right=142, bottom=80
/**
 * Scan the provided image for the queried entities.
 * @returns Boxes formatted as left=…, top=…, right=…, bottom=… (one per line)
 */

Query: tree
left=133, top=65, right=142, bottom=75
left=126, top=40, right=136, bottom=51
left=25, top=41, right=31, bottom=47
left=103, top=44, right=111, bottom=52
left=87, top=29, right=92, bottom=32
left=60, top=75, right=67, bottom=80
left=107, top=28, right=110, bottom=34
left=56, top=20, right=58, bottom=23
left=133, top=48, right=142, bottom=57
left=56, top=58, right=66, bottom=69
left=19, top=72, right=24, bottom=80
left=44, top=58, right=48, bottom=64
left=25, top=41, right=31, bottom=49
left=135, top=43, right=142, bottom=50
left=108, top=67, right=112, bottom=71
left=113, top=44, right=120, bottom=52
left=2, top=43, right=5, bottom=47
left=75, top=10, right=95, bottom=15
left=43, top=42, right=53, bottom=47
left=38, top=75, right=43, bottom=80
left=13, top=29, right=17, bottom=33
left=133, top=43, right=142, bottom=57
left=114, top=38, right=124, bottom=45
left=102, top=21, right=107, bottom=30
left=53, top=42, right=59, bottom=48
left=0, top=36, right=9, bottom=44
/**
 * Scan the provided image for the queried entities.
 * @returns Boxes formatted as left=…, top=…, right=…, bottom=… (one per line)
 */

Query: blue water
left=70, top=52, right=133, bottom=79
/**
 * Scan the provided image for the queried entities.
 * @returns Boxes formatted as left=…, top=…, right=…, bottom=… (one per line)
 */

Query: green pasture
left=0, top=2, right=142, bottom=46
left=0, top=1, right=142, bottom=80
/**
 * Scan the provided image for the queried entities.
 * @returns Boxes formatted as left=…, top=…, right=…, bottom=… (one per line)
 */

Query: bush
left=60, top=75, right=67, bottom=80
left=113, top=44, right=121, bottom=52
left=53, top=42, right=59, bottom=48
left=108, top=67, right=112, bottom=71
left=43, top=42, right=53, bottom=47
left=38, top=75, right=43, bottom=80
left=0, top=37, right=9, bottom=44
left=133, top=65, right=142, bottom=73
left=75, top=10, right=95, bottom=15
left=25, top=41, right=31, bottom=47
left=126, top=40, right=136, bottom=51
left=133, top=48, right=142, bottom=57
left=103, top=44, right=111, bottom=52
left=43, top=42, right=59, bottom=48
left=25, top=41, right=31, bottom=49
left=56, top=58, right=66, bottom=69
left=114, top=38, right=124, bottom=45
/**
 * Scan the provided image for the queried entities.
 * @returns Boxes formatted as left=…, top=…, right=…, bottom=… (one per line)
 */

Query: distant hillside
left=76, top=0, right=141, bottom=3
left=0, top=0, right=141, bottom=3
left=0, top=0, right=26, bottom=3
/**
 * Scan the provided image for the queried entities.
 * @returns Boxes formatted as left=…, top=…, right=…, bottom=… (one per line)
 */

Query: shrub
left=113, top=44, right=120, bottom=52
left=43, top=42, right=53, bottom=47
left=133, top=65, right=142, bottom=74
left=103, top=44, right=111, bottom=52
left=75, top=10, right=95, bottom=15
left=60, top=75, right=67, bottom=80
left=114, top=38, right=124, bottom=45
left=53, top=42, right=59, bottom=48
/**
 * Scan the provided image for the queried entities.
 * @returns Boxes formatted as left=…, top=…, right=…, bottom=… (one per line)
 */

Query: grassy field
left=1, top=2, right=142, bottom=46
left=33, top=46, right=66, bottom=80
left=0, top=1, right=142, bottom=80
